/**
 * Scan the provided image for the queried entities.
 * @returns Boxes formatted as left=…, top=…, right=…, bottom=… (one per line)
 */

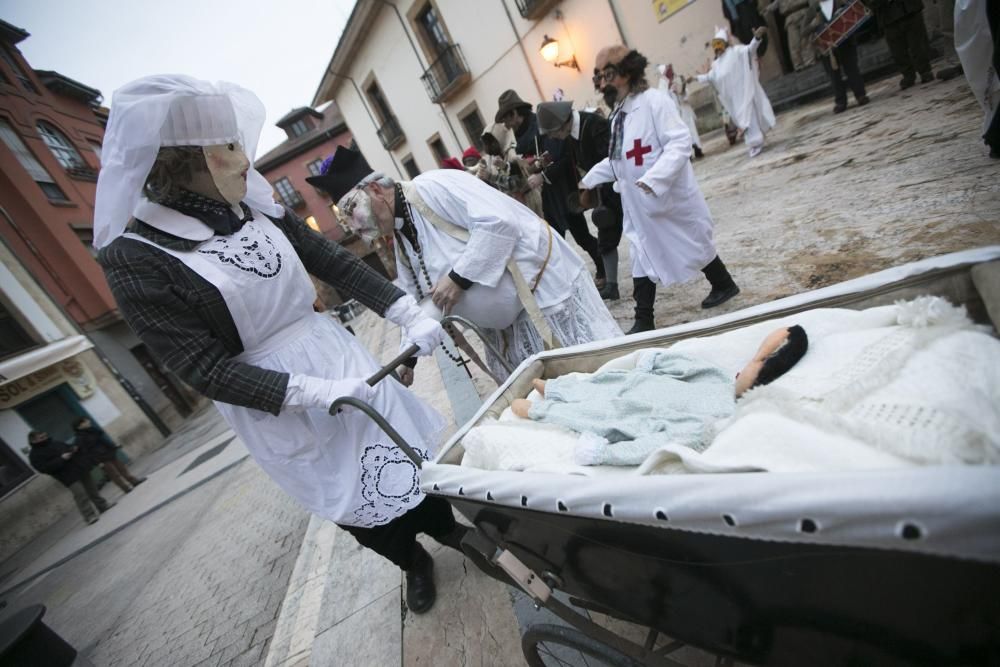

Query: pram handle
left=440, top=314, right=514, bottom=375
left=366, top=343, right=420, bottom=386
left=327, top=396, right=425, bottom=468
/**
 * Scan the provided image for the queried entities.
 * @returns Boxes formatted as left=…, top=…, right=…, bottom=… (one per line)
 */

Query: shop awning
left=0, top=336, right=94, bottom=386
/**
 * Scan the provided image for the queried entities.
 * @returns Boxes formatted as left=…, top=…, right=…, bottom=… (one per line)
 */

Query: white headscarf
left=713, top=26, right=730, bottom=43
left=93, top=74, right=283, bottom=249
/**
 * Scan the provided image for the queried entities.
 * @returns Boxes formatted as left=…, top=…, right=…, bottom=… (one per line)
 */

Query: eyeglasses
left=599, top=69, right=621, bottom=82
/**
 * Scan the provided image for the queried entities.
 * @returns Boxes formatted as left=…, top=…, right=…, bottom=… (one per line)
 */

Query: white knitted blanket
left=459, top=297, right=1000, bottom=475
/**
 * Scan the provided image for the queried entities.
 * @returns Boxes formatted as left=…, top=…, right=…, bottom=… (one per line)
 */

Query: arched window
left=37, top=121, right=86, bottom=170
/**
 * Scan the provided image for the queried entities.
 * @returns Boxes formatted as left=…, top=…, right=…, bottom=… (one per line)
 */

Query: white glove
left=401, top=316, right=446, bottom=356
left=284, top=374, right=375, bottom=412
left=385, top=295, right=445, bottom=356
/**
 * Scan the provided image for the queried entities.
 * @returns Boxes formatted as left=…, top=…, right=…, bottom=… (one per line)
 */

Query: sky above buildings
left=1, top=0, right=353, bottom=153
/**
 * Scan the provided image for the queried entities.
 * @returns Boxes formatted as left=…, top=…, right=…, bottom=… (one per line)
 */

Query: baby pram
left=336, top=247, right=1000, bottom=666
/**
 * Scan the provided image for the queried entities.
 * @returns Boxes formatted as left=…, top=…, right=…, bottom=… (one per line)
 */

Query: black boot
left=404, top=544, right=436, bottom=614
left=701, top=256, right=740, bottom=309
left=598, top=282, right=620, bottom=300
left=626, top=277, right=656, bottom=334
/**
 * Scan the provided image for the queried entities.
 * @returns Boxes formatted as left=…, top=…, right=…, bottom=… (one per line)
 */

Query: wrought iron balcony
left=515, top=0, right=561, bottom=20
left=66, top=164, right=98, bottom=182
left=376, top=116, right=405, bottom=150
left=420, top=44, right=471, bottom=104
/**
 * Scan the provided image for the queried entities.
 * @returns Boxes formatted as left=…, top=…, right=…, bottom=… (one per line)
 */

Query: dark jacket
left=99, top=207, right=404, bottom=416
left=868, top=0, right=923, bottom=27
left=74, top=427, right=118, bottom=463
left=28, top=439, right=88, bottom=487
left=566, top=111, right=624, bottom=220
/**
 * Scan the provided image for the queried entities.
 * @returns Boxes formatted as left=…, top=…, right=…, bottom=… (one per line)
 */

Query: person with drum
left=580, top=45, right=741, bottom=334
left=309, top=146, right=621, bottom=381
left=808, top=0, right=871, bottom=113
left=95, top=75, right=463, bottom=615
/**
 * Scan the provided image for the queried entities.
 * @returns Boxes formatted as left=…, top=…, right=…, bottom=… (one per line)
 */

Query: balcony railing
left=66, top=164, right=98, bottom=182
left=420, top=44, right=471, bottom=104
left=515, top=0, right=561, bottom=20
left=376, top=116, right=405, bottom=150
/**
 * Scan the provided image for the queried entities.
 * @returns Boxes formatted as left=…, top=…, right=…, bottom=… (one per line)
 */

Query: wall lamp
left=539, top=35, right=580, bottom=71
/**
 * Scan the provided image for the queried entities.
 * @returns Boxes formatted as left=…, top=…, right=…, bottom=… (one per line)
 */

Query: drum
left=813, top=0, right=872, bottom=54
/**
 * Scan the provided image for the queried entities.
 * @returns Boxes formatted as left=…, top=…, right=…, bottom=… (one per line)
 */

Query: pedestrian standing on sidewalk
left=27, top=431, right=113, bottom=525
left=72, top=417, right=146, bottom=493
left=869, top=0, right=935, bottom=88
left=94, top=74, right=465, bottom=615
left=582, top=45, right=741, bottom=334
left=809, top=0, right=871, bottom=113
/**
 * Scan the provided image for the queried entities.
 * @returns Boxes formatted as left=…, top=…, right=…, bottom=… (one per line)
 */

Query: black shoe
left=598, top=282, right=620, bottom=300
left=900, top=77, right=915, bottom=90
left=856, top=95, right=870, bottom=106
left=693, top=145, right=704, bottom=158
left=405, top=546, right=436, bottom=614
left=626, top=319, right=655, bottom=335
left=701, top=284, right=740, bottom=309
left=920, top=71, right=934, bottom=84
left=833, top=103, right=847, bottom=114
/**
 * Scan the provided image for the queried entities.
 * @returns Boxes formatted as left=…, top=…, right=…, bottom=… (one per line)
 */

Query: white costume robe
left=393, top=170, right=621, bottom=378
left=697, top=37, right=776, bottom=150
left=657, top=68, right=702, bottom=149
left=580, top=88, right=718, bottom=286
left=954, top=0, right=1000, bottom=138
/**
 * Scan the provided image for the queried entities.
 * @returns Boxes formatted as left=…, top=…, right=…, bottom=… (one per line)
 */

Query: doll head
left=734, top=325, right=808, bottom=397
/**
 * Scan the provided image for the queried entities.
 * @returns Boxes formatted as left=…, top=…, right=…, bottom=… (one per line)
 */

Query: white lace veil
left=93, top=74, right=283, bottom=248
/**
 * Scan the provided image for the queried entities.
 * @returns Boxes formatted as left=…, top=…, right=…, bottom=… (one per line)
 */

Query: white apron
left=127, top=212, right=446, bottom=527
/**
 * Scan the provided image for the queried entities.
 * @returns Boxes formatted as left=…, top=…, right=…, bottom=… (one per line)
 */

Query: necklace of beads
left=394, top=183, right=465, bottom=365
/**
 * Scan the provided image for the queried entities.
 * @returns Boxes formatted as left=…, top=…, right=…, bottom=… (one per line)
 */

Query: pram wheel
left=522, top=623, right=644, bottom=667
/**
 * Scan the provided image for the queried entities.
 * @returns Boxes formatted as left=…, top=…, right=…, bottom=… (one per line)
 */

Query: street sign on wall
left=653, top=0, right=697, bottom=22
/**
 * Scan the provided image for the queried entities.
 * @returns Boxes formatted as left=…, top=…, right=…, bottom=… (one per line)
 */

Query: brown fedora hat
left=495, top=89, right=532, bottom=123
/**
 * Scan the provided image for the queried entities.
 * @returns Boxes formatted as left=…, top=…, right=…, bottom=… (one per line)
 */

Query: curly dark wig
left=143, top=146, right=208, bottom=202
left=618, top=49, right=650, bottom=95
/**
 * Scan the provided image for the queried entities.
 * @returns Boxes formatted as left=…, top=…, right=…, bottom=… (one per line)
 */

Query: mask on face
left=338, top=188, right=382, bottom=244
left=203, top=143, right=250, bottom=207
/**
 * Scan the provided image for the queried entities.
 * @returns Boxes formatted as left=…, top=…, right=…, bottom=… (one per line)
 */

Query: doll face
left=203, top=142, right=250, bottom=207
left=734, top=327, right=792, bottom=397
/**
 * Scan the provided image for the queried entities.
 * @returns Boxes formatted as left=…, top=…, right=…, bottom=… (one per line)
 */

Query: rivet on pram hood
left=655, top=510, right=668, bottom=521
left=723, top=514, right=737, bottom=527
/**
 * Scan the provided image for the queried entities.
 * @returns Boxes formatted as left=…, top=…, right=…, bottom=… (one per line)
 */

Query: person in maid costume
left=95, top=75, right=463, bottom=614
left=307, top=146, right=621, bottom=382
left=580, top=46, right=741, bottom=335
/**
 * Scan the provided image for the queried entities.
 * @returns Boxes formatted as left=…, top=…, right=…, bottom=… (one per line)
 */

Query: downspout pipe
left=501, top=0, right=546, bottom=101
left=380, top=0, right=466, bottom=152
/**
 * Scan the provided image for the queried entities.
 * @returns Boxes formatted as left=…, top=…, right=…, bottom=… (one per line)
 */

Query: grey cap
left=536, top=101, right=574, bottom=134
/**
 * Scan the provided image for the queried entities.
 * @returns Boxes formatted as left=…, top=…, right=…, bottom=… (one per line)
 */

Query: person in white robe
left=657, top=63, right=704, bottom=158
left=954, top=0, right=1000, bottom=158
left=580, top=45, right=741, bottom=334
left=94, top=75, right=460, bottom=615
left=310, top=147, right=622, bottom=380
left=693, top=26, right=776, bottom=157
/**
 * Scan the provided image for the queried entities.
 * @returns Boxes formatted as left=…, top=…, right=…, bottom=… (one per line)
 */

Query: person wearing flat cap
left=95, top=74, right=463, bottom=614
left=308, top=146, right=621, bottom=382
left=536, top=100, right=625, bottom=301
left=580, top=45, right=741, bottom=334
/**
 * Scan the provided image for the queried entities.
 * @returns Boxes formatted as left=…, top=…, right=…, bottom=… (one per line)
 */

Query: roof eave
left=311, top=0, right=383, bottom=107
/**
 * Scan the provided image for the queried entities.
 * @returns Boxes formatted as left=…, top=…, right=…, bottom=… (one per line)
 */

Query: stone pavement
left=1, top=64, right=996, bottom=667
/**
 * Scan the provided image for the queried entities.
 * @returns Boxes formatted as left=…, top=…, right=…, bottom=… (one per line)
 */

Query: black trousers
left=820, top=36, right=867, bottom=106
left=339, top=496, right=456, bottom=570
left=883, top=11, right=932, bottom=80
left=543, top=187, right=604, bottom=277
left=985, top=0, right=1000, bottom=152
left=596, top=186, right=624, bottom=255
